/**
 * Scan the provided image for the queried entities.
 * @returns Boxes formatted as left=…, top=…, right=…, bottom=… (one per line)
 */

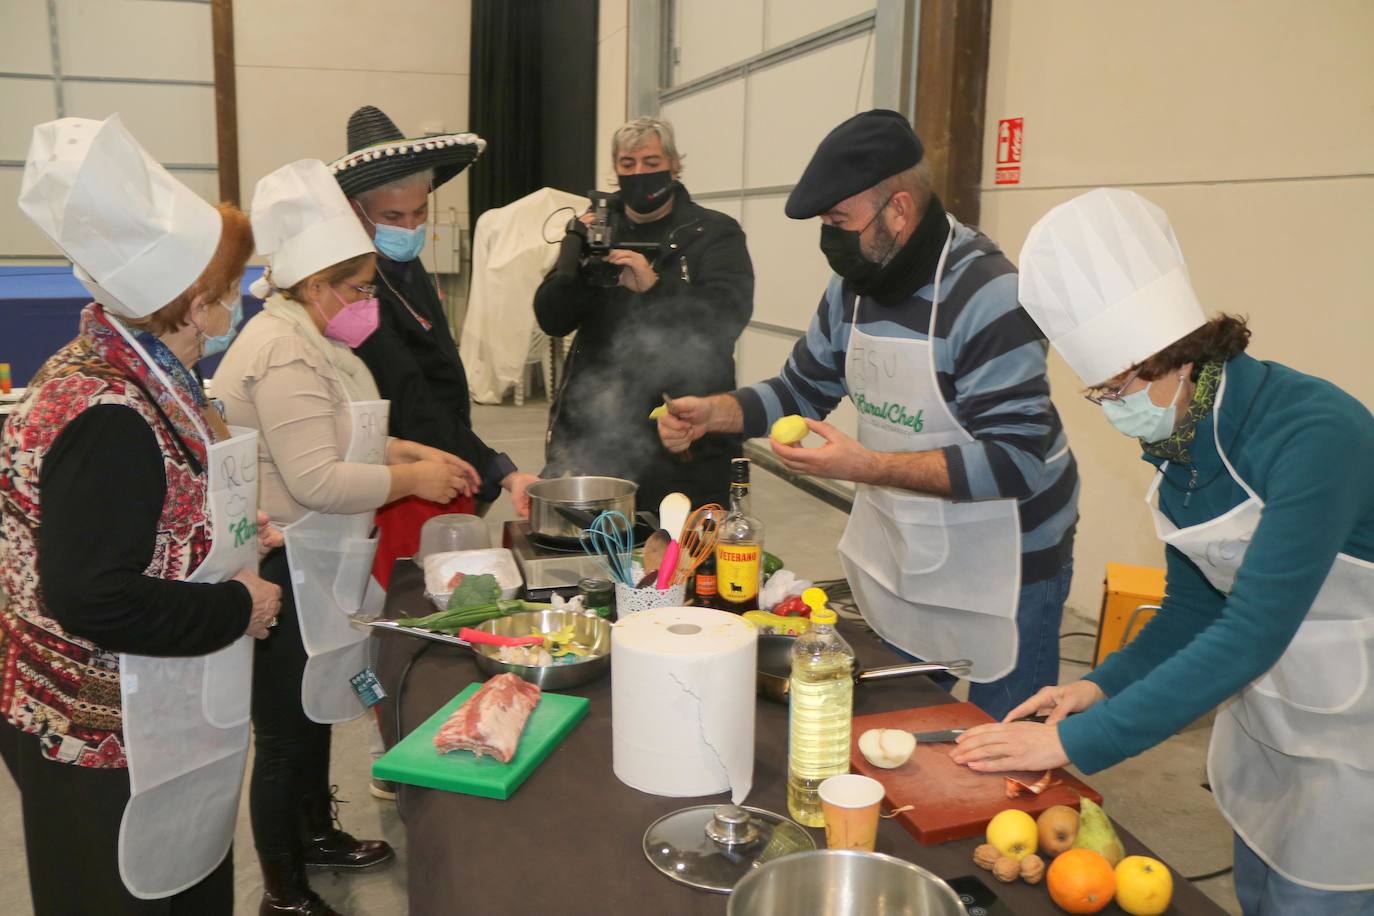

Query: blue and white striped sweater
left=734, top=218, right=1078, bottom=581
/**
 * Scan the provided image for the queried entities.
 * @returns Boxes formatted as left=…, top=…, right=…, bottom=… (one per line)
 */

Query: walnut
left=1019, top=853, right=1045, bottom=884
left=992, top=856, right=1021, bottom=883
left=972, top=843, right=1001, bottom=871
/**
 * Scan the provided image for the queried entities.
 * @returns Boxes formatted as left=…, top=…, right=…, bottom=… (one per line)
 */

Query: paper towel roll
left=612, top=606, right=757, bottom=804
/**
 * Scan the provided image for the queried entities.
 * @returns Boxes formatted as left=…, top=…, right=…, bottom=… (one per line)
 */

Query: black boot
left=259, top=852, right=344, bottom=915
left=300, top=785, right=395, bottom=871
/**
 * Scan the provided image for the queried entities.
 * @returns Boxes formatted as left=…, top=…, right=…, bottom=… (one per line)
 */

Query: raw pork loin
left=433, top=673, right=541, bottom=762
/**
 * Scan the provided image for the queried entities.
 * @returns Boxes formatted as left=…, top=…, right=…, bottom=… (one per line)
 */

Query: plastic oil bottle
left=786, top=588, right=854, bottom=827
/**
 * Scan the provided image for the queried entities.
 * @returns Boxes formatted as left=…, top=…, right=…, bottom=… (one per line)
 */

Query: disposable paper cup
left=819, top=774, right=884, bottom=851
left=613, top=581, right=687, bottom=617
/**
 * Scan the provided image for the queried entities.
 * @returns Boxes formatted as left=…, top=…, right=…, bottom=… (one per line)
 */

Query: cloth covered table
left=373, top=561, right=1227, bottom=916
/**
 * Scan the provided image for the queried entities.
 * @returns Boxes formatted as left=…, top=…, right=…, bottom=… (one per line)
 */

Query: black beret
left=785, top=110, right=924, bottom=219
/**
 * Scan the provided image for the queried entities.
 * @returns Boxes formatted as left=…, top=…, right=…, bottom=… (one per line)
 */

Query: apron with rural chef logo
left=1145, top=367, right=1374, bottom=890
left=837, top=218, right=1021, bottom=681
left=111, top=320, right=256, bottom=899
left=283, top=398, right=388, bottom=724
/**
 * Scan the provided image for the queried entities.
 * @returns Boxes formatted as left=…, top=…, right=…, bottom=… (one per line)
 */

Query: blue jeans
left=1234, top=833, right=1374, bottom=915
left=885, top=559, right=1073, bottom=721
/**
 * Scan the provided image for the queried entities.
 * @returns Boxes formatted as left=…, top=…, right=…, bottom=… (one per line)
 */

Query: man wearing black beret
left=659, top=110, right=1079, bottom=720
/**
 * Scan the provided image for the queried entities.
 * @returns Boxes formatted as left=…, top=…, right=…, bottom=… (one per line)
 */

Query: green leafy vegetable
left=446, top=573, right=502, bottom=611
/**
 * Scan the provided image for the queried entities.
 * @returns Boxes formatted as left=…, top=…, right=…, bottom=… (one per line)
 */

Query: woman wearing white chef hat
left=952, top=188, right=1374, bottom=913
left=213, top=158, right=477, bottom=915
left=0, top=114, right=282, bottom=914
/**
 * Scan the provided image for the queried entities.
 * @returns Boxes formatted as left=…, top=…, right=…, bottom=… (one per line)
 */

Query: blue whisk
left=581, top=509, right=636, bottom=586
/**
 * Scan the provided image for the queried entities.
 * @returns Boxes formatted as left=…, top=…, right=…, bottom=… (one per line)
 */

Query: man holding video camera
left=534, top=117, right=754, bottom=510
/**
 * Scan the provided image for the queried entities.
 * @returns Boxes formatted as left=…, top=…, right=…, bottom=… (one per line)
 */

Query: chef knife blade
left=912, top=729, right=965, bottom=743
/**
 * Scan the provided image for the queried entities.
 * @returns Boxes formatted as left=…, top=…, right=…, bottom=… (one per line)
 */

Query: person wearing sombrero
left=330, top=106, right=539, bottom=594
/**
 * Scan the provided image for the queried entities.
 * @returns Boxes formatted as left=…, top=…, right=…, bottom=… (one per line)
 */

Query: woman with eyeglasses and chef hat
left=952, top=188, right=1374, bottom=915
left=0, top=115, right=282, bottom=914
left=213, top=159, right=478, bottom=915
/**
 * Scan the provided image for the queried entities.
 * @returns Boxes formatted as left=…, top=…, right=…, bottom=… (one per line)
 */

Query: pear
left=1036, top=804, right=1079, bottom=857
left=1071, top=797, right=1125, bottom=866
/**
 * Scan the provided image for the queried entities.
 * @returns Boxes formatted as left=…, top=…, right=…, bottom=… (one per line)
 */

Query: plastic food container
left=415, top=514, right=491, bottom=567
left=423, top=548, right=523, bottom=609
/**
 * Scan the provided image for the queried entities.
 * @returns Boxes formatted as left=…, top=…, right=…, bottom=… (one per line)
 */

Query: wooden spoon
left=640, top=528, right=670, bottom=588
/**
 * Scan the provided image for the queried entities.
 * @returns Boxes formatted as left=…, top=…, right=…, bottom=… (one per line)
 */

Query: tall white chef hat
left=249, top=158, right=373, bottom=297
left=1017, top=188, right=1207, bottom=387
left=17, top=114, right=223, bottom=319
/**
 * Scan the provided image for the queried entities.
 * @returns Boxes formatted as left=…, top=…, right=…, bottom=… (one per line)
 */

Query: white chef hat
left=17, top=114, right=223, bottom=319
left=1017, top=188, right=1207, bottom=386
left=249, top=158, right=373, bottom=296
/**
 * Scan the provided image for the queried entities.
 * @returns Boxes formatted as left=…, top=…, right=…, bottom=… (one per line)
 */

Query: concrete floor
left=0, top=395, right=1241, bottom=914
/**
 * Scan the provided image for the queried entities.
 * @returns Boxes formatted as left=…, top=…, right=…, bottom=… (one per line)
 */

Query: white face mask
left=1101, top=375, right=1185, bottom=443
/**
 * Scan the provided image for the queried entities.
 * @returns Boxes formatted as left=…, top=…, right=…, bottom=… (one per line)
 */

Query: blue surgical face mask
left=360, top=207, right=427, bottom=262
left=1101, top=376, right=1183, bottom=442
left=201, top=292, right=243, bottom=358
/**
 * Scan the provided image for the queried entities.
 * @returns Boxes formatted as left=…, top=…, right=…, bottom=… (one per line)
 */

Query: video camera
left=579, top=191, right=660, bottom=287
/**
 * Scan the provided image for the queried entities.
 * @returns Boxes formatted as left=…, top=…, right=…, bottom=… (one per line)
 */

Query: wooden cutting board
left=850, top=702, right=1102, bottom=845
left=374, top=683, right=589, bottom=800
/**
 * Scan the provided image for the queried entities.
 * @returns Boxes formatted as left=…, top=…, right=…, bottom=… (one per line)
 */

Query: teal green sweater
left=1060, top=353, right=1374, bottom=774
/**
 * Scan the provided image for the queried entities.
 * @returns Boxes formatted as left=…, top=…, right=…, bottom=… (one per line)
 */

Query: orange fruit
left=1046, top=848, right=1117, bottom=913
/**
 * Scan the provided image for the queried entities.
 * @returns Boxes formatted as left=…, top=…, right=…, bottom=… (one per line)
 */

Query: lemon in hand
left=770, top=415, right=808, bottom=445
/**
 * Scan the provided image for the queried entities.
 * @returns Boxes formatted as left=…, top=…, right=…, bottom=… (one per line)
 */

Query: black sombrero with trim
left=330, top=105, right=486, bottom=198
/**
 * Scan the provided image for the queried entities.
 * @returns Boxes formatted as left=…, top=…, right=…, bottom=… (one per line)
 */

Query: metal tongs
left=356, top=618, right=542, bottom=650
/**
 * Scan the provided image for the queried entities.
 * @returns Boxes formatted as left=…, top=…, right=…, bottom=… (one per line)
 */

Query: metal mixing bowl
left=474, top=609, right=611, bottom=690
left=727, top=850, right=966, bottom=916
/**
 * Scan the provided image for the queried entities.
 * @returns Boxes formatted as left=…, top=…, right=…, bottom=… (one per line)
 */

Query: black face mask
left=818, top=197, right=897, bottom=288
left=618, top=170, right=677, bottom=214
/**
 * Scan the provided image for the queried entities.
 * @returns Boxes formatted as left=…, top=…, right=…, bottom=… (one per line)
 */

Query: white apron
left=282, top=398, right=388, bottom=725
left=837, top=220, right=1022, bottom=681
left=1145, top=367, right=1374, bottom=890
left=110, top=321, right=256, bottom=899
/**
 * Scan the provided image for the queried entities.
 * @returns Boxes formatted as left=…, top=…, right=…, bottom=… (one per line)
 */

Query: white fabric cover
left=18, top=114, right=222, bottom=319
left=1017, top=187, right=1207, bottom=386
left=463, top=187, right=588, bottom=404
left=249, top=159, right=374, bottom=292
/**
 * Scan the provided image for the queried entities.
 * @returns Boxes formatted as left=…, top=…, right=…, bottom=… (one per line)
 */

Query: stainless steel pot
left=728, top=849, right=965, bottom=916
left=527, top=476, right=638, bottom=541
left=756, top=633, right=971, bottom=704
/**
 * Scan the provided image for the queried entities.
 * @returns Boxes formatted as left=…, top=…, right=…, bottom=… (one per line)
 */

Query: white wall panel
left=235, top=66, right=469, bottom=214
left=673, top=0, right=763, bottom=84
left=0, top=171, right=59, bottom=257
left=983, top=0, right=1374, bottom=187
left=706, top=197, right=742, bottom=223
left=234, top=0, right=469, bottom=75
left=660, top=80, right=746, bottom=194
left=58, top=0, right=212, bottom=81
left=1, top=0, right=56, bottom=75
left=596, top=1, right=629, bottom=187
left=64, top=82, right=218, bottom=164
left=1, top=79, right=60, bottom=160
left=741, top=193, right=830, bottom=330
left=743, top=33, right=874, bottom=188
left=763, top=0, right=874, bottom=49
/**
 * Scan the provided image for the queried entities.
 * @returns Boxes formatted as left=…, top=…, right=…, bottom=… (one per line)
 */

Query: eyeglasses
left=345, top=283, right=377, bottom=298
left=1084, top=367, right=1142, bottom=405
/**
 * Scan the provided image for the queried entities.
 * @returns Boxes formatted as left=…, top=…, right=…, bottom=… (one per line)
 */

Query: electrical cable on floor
left=1184, top=865, right=1233, bottom=882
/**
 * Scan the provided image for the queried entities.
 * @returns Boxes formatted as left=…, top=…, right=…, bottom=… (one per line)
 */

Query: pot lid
left=643, top=804, right=816, bottom=894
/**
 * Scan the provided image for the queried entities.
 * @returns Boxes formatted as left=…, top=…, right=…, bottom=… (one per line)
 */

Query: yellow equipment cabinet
left=1094, top=563, right=1167, bottom=667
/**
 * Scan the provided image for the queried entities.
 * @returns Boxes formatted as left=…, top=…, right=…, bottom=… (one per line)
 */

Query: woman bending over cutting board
left=952, top=189, right=1374, bottom=915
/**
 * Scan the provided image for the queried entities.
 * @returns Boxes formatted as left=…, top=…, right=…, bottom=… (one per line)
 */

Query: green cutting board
left=373, top=683, right=589, bottom=800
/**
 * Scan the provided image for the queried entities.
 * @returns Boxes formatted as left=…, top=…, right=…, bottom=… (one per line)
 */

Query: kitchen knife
left=912, top=729, right=965, bottom=743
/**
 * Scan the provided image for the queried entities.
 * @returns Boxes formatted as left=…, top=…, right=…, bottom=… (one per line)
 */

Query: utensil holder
left=614, top=581, right=687, bottom=617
